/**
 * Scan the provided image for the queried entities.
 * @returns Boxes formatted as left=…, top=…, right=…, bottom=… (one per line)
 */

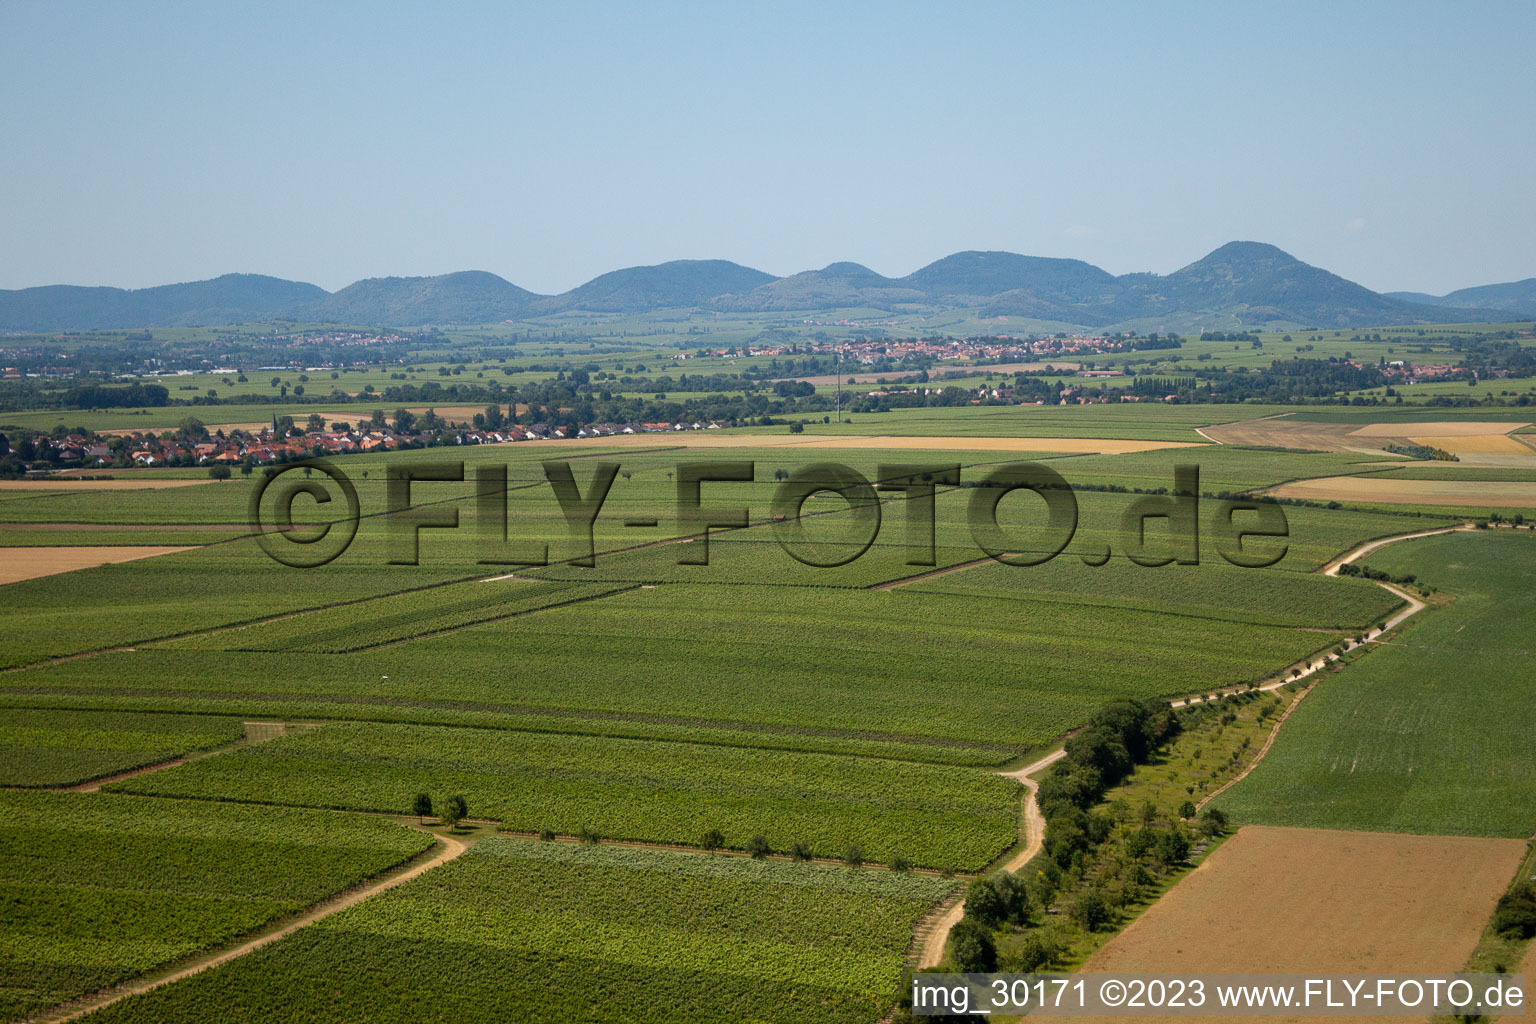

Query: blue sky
left=2, top=1, right=1533, bottom=295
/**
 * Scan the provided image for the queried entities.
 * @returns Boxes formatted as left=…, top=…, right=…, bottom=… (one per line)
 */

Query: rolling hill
left=537, top=259, right=775, bottom=313
left=1113, top=241, right=1469, bottom=328
left=1386, top=278, right=1536, bottom=316
left=300, top=271, right=542, bottom=326
left=712, top=262, right=923, bottom=311
left=0, top=274, right=327, bottom=331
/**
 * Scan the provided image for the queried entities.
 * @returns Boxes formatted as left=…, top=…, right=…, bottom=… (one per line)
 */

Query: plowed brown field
left=1079, top=825, right=1525, bottom=1023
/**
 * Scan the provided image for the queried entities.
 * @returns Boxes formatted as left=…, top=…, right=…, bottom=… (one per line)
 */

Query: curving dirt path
left=36, top=826, right=470, bottom=1024
left=914, top=525, right=1468, bottom=968
left=1317, top=524, right=1467, bottom=576
left=994, top=750, right=1071, bottom=872
left=1168, top=526, right=1464, bottom=709
left=916, top=749, right=1067, bottom=968
left=56, top=721, right=315, bottom=793
left=1195, top=684, right=1314, bottom=812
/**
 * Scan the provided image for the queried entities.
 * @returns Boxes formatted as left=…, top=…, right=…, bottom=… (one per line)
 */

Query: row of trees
left=412, top=792, right=468, bottom=827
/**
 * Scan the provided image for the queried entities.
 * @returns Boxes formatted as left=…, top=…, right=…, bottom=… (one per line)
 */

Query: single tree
left=1071, top=889, right=1111, bottom=931
left=746, top=834, right=771, bottom=859
left=440, top=793, right=468, bottom=829
left=412, top=792, right=433, bottom=824
left=701, top=828, right=725, bottom=851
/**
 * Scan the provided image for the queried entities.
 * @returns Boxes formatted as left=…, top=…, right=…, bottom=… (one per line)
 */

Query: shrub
left=1177, top=800, right=1197, bottom=819
left=843, top=844, right=864, bottom=867
left=700, top=828, right=724, bottom=851
left=889, top=853, right=912, bottom=873
left=1005, top=929, right=1063, bottom=972
left=1198, top=807, right=1229, bottom=837
left=789, top=841, right=812, bottom=862
left=538, top=828, right=555, bottom=842
left=1492, top=883, right=1536, bottom=939
left=746, top=834, right=771, bottom=859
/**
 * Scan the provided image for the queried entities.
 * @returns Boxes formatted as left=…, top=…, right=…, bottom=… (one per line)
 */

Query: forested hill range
left=3, top=242, right=1531, bottom=332
left=1386, top=277, right=1536, bottom=315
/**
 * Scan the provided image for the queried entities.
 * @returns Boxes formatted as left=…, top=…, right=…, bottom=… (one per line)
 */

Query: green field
left=110, top=720, right=1019, bottom=869
left=0, top=790, right=432, bottom=1022
left=3, top=583, right=1338, bottom=761
left=1216, top=531, right=1536, bottom=836
left=74, top=838, right=954, bottom=1024
left=0, top=708, right=244, bottom=786
left=905, top=557, right=1401, bottom=631
left=0, top=408, right=1517, bottom=1022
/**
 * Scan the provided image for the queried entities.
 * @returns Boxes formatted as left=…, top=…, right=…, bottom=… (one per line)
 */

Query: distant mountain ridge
left=0, top=274, right=327, bottom=332
left=1385, top=278, right=1536, bottom=316
left=2, top=245, right=1526, bottom=331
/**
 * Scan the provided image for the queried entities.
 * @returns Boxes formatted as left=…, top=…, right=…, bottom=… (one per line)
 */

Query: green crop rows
left=111, top=720, right=1020, bottom=869
left=0, top=423, right=1497, bottom=1022
left=906, top=557, right=1402, bottom=630
left=170, top=577, right=629, bottom=653
left=75, top=838, right=954, bottom=1024
left=2, top=584, right=1335, bottom=763
left=0, top=708, right=244, bottom=786
left=1217, top=532, right=1536, bottom=836
left=0, top=790, right=432, bottom=1022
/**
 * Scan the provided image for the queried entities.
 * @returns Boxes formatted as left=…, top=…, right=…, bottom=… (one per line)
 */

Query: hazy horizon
left=7, top=239, right=1534, bottom=301
left=4, top=1, right=1533, bottom=296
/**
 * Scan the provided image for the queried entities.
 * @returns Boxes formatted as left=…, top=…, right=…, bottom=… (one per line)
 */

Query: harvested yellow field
left=1081, top=826, right=1524, bottom=1023
left=1202, top=419, right=1382, bottom=453
left=0, top=478, right=214, bottom=491
left=0, top=546, right=195, bottom=586
left=545, top=433, right=1201, bottom=453
left=1267, top=475, right=1536, bottom=507
left=1410, top=433, right=1535, bottom=455
left=1204, top=418, right=1534, bottom=460
left=1348, top=420, right=1530, bottom=437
